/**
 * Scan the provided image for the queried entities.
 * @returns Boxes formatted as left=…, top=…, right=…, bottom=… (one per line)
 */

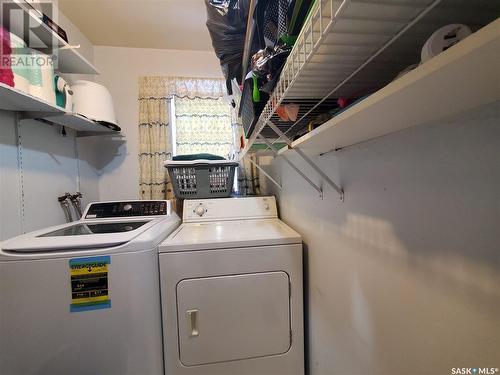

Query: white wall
left=0, top=114, right=101, bottom=241
left=263, top=102, right=500, bottom=375
left=0, top=111, right=22, bottom=239
left=0, top=7, right=99, bottom=241
left=92, top=46, right=223, bottom=200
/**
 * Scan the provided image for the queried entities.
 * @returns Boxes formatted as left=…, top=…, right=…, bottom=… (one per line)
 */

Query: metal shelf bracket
left=257, top=135, right=324, bottom=199
left=265, top=121, right=344, bottom=201
left=245, top=156, right=282, bottom=191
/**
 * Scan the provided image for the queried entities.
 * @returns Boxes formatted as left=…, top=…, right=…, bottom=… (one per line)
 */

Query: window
left=138, top=76, right=231, bottom=200
left=171, top=96, right=233, bottom=157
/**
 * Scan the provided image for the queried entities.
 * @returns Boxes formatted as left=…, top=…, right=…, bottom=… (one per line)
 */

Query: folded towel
left=172, top=153, right=226, bottom=161
left=0, top=27, right=14, bottom=87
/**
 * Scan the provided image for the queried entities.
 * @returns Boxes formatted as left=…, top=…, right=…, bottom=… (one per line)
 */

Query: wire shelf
left=241, top=0, right=499, bottom=155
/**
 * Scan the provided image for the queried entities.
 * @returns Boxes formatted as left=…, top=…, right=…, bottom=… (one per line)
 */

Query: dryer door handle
left=186, top=309, right=199, bottom=337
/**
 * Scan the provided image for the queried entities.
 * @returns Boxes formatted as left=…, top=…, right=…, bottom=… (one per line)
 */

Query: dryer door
left=176, top=271, right=291, bottom=366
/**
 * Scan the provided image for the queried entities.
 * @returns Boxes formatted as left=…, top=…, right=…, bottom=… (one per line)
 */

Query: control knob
left=194, top=204, right=206, bottom=217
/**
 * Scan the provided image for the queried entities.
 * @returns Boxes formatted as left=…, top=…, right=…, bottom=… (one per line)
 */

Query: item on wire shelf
left=326, top=97, right=362, bottom=118
left=251, top=48, right=268, bottom=76
left=165, top=158, right=238, bottom=199
left=71, top=80, right=121, bottom=131
left=208, top=0, right=231, bottom=16
left=297, top=113, right=332, bottom=136
left=267, top=0, right=289, bottom=43
left=276, top=103, right=299, bottom=122
left=393, top=63, right=419, bottom=81
left=255, top=0, right=290, bottom=47
left=288, top=0, right=314, bottom=36
left=254, top=0, right=313, bottom=49
left=240, top=70, right=269, bottom=137
left=240, top=42, right=291, bottom=136
left=392, top=24, right=470, bottom=83
left=290, top=94, right=370, bottom=141
left=251, top=42, right=292, bottom=94
left=307, top=113, right=332, bottom=131
left=337, top=97, right=353, bottom=109
left=421, top=24, right=471, bottom=63
left=205, top=0, right=251, bottom=90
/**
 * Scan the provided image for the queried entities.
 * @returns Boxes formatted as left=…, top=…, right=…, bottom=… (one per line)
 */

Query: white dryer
left=0, top=200, right=180, bottom=375
left=159, top=196, right=304, bottom=375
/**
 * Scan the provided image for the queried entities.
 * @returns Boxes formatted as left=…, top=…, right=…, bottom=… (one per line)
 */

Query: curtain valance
left=138, top=76, right=226, bottom=100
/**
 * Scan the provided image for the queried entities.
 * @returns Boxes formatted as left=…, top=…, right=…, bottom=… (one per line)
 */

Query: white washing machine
left=159, top=196, right=304, bottom=375
left=0, top=200, right=180, bottom=375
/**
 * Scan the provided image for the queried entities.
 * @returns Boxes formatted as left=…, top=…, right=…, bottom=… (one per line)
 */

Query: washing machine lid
left=160, top=218, right=301, bottom=252
left=1, top=218, right=160, bottom=253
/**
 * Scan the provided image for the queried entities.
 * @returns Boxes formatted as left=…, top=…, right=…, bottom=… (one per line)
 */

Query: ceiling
left=58, top=0, right=214, bottom=51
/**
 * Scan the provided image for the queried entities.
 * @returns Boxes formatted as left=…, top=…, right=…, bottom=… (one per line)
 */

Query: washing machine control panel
left=84, top=200, right=170, bottom=219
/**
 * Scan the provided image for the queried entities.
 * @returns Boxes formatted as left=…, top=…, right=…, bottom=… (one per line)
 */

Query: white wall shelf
left=0, top=82, right=62, bottom=113
left=282, top=19, right=500, bottom=155
left=38, top=113, right=118, bottom=134
left=76, top=132, right=126, bottom=140
left=7, top=0, right=99, bottom=74
left=55, top=47, right=99, bottom=75
left=1, top=82, right=120, bottom=136
left=1, top=0, right=118, bottom=138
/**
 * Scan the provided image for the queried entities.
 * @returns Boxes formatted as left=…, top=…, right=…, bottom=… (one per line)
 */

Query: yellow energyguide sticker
left=69, top=256, right=111, bottom=312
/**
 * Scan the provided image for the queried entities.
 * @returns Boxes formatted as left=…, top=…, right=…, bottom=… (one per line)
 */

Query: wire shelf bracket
left=245, top=156, right=283, bottom=191
left=265, top=121, right=343, bottom=200
left=257, top=134, right=325, bottom=199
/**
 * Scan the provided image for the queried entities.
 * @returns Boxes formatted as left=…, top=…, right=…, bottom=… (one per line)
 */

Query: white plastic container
left=421, top=24, right=471, bottom=63
left=71, top=80, right=117, bottom=125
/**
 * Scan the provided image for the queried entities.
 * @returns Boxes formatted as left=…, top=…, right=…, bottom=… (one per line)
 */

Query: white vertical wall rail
left=15, top=113, right=25, bottom=233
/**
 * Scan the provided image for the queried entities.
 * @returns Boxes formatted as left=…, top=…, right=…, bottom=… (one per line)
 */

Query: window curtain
left=174, top=96, right=232, bottom=156
left=138, top=76, right=227, bottom=199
